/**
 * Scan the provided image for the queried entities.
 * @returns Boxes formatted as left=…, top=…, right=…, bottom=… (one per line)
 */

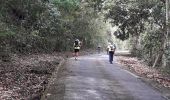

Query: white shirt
left=107, top=44, right=115, bottom=51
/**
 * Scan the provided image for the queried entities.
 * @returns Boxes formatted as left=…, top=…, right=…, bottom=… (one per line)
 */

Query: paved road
left=43, top=54, right=166, bottom=100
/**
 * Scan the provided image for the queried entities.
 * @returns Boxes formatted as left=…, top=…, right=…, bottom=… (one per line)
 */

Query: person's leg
left=74, top=49, right=76, bottom=57
left=75, top=52, right=77, bottom=60
left=112, top=51, right=115, bottom=61
left=74, top=49, right=77, bottom=60
left=76, top=52, right=78, bottom=57
left=109, top=52, right=113, bottom=64
left=75, top=49, right=79, bottom=60
left=109, top=52, right=111, bottom=63
left=111, top=52, right=113, bottom=63
left=77, top=49, right=79, bottom=57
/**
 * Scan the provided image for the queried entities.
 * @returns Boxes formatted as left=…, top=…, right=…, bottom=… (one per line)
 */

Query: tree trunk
left=152, top=54, right=160, bottom=68
left=162, top=0, right=170, bottom=68
left=130, top=33, right=140, bottom=56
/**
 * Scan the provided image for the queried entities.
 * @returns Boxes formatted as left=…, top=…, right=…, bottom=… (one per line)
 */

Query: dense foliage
left=0, top=0, right=169, bottom=68
left=0, top=0, right=109, bottom=57
left=91, top=0, right=170, bottom=68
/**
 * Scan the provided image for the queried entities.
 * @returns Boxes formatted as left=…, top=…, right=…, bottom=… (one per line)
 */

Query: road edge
left=115, top=61, right=170, bottom=100
left=40, top=58, right=66, bottom=100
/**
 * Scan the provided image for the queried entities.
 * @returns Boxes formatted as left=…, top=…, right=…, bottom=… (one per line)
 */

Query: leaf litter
left=116, top=56, right=170, bottom=89
left=0, top=53, right=63, bottom=100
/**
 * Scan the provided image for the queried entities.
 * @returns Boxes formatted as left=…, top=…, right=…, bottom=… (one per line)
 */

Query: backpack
left=74, top=40, right=79, bottom=47
left=110, top=45, right=115, bottom=51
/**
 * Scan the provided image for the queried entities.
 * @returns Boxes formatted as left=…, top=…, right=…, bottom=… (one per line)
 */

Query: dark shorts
left=74, top=49, right=79, bottom=53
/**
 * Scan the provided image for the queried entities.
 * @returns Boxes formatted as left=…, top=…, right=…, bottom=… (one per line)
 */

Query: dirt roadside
left=0, top=53, right=64, bottom=100
left=116, top=56, right=170, bottom=100
left=0, top=49, right=96, bottom=100
left=2, top=50, right=168, bottom=100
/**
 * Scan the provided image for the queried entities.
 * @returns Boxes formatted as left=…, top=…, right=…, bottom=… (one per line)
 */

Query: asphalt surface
left=42, top=54, right=166, bottom=100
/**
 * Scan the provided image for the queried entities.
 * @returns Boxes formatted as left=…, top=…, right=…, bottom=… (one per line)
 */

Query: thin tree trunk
left=162, top=0, right=170, bottom=68
left=152, top=54, right=160, bottom=68
left=131, top=33, right=140, bottom=56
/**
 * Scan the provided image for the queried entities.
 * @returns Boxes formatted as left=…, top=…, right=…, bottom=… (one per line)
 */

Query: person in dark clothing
left=74, top=39, right=81, bottom=60
left=97, top=45, right=101, bottom=54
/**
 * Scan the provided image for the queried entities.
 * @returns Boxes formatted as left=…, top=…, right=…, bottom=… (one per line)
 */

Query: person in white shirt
left=107, top=43, right=116, bottom=64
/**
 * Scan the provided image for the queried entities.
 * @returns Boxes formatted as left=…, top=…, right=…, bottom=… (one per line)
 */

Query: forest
left=0, top=0, right=170, bottom=99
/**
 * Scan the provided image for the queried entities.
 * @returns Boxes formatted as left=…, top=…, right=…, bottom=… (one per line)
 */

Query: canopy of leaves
left=0, top=0, right=109, bottom=54
left=105, top=0, right=153, bottom=40
left=92, top=0, right=169, bottom=67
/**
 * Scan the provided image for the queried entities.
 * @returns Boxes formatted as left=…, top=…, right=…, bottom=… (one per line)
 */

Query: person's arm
left=79, top=41, right=82, bottom=47
left=114, top=45, right=116, bottom=50
left=73, top=43, right=75, bottom=47
left=107, top=46, right=109, bottom=51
